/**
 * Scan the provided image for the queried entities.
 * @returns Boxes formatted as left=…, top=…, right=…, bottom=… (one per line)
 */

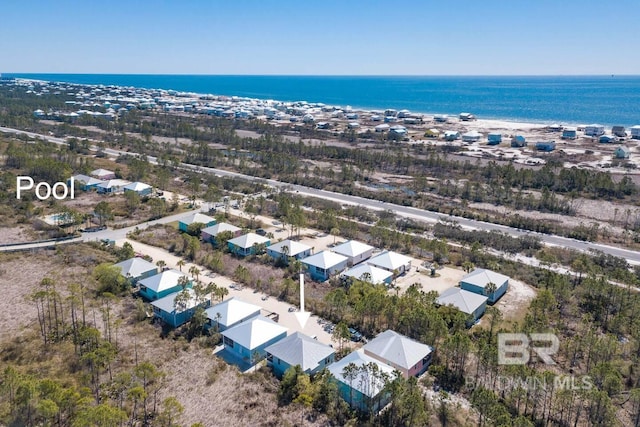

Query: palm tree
left=156, top=260, right=166, bottom=271
left=485, top=282, right=497, bottom=302
left=330, top=227, right=340, bottom=246
left=189, top=266, right=200, bottom=282
left=177, top=275, right=190, bottom=290
left=176, top=259, right=185, bottom=272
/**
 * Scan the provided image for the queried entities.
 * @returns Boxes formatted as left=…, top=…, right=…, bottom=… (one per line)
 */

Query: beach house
left=436, top=287, right=488, bottom=323
left=631, top=125, right=640, bottom=140
left=138, top=269, right=191, bottom=301
left=331, top=240, right=375, bottom=266
left=227, top=233, right=271, bottom=257
left=113, top=257, right=158, bottom=284
left=374, top=124, right=389, bottom=133
left=178, top=212, right=216, bottom=233
left=562, top=127, right=578, bottom=140
left=535, top=141, right=556, bottom=152
left=599, top=134, right=617, bottom=144
left=150, top=288, right=210, bottom=328
left=266, top=239, right=312, bottom=262
left=301, top=250, right=349, bottom=282
left=389, top=125, right=408, bottom=137
left=612, top=126, right=627, bottom=138
left=487, top=133, right=502, bottom=145
left=433, top=114, right=448, bottom=123
left=201, top=222, right=242, bottom=243
left=511, top=135, right=527, bottom=147
left=69, top=174, right=103, bottom=191
left=204, top=297, right=261, bottom=332
left=96, top=179, right=130, bottom=194
left=615, top=146, right=631, bottom=159
left=367, top=251, right=412, bottom=276
left=462, top=131, right=482, bottom=143
left=340, top=263, right=393, bottom=286
left=123, top=181, right=153, bottom=196
left=90, top=168, right=116, bottom=180
left=460, top=268, right=509, bottom=304
left=221, top=315, right=288, bottom=366
left=584, top=124, right=605, bottom=137
left=327, top=349, right=395, bottom=413
left=459, top=112, right=475, bottom=121
left=444, top=131, right=460, bottom=141
left=265, top=332, right=335, bottom=378
left=362, top=330, right=433, bottom=378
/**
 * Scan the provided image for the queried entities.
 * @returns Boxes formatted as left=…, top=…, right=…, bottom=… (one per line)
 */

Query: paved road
left=0, top=237, right=83, bottom=252
left=3, top=125, right=639, bottom=265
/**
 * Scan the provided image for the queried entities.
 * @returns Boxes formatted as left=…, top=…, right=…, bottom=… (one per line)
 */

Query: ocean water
left=6, top=74, right=640, bottom=126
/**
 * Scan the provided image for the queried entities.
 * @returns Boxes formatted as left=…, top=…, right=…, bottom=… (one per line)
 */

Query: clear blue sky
left=2, top=0, right=639, bottom=75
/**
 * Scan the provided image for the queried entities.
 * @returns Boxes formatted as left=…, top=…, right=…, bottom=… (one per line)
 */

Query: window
left=223, top=336, right=234, bottom=348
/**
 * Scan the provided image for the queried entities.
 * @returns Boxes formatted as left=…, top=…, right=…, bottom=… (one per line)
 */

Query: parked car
left=349, top=327, right=363, bottom=342
left=256, top=228, right=267, bottom=236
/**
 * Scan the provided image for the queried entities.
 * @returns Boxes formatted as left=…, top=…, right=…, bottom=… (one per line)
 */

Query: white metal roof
left=327, top=349, right=395, bottom=397
left=228, top=232, right=270, bottom=249
left=332, top=240, right=374, bottom=258
left=267, top=239, right=312, bottom=257
left=340, top=264, right=392, bottom=285
left=368, top=251, right=412, bottom=271
left=461, top=268, right=509, bottom=289
left=90, top=168, right=114, bottom=177
left=302, top=250, right=348, bottom=269
left=202, top=222, right=240, bottom=236
left=205, top=297, right=261, bottom=328
left=150, top=288, right=199, bottom=313
left=138, top=269, right=188, bottom=293
left=180, top=212, right=216, bottom=226
left=221, top=315, right=288, bottom=350
left=113, top=257, right=156, bottom=278
left=96, top=179, right=130, bottom=189
left=124, top=181, right=152, bottom=192
left=265, top=332, right=334, bottom=371
left=436, top=287, right=487, bottom=315
left=363, top=330, right=432, bottom=370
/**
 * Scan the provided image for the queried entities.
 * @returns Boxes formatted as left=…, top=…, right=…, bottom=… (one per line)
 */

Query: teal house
left=113, top=257, right=158, bottom=284
left=301, top=251, right=349, bottom=282
left=460, top=268, right=509, bottom=304
left=327, top=349, right=395, bottom=413
left=227, top=233, right=271, bottom=257
left=221, top=315, right=287, bottom=366
left=138, top=269, right=191, bottom=301
left=150, top=288, right=210, bottom=328
left=178, top=212, right=216, bottom=233
left=265, top=332, right=335, bottom=378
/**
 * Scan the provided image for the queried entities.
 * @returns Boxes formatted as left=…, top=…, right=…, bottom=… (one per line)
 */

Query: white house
left=631, top=125, right=640, bottom=139
left=462, top=131, right=482, bottom=143
left=96, top=179, right=130, bottom=194
left=331, top=240, right=375, bottom=266
left=90, top=168, right=116, bottom=180
left=367, top=251, right=412, bottom=275
left=584, top=124, right=605, bottom=137
left=340, top=264, right=393, bottom=286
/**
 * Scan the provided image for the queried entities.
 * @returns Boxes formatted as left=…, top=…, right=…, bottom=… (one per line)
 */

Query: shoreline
left=8, top=76, right=639, bottom=129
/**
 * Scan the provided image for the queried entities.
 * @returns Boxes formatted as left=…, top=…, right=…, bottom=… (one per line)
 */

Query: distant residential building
left=374, top=124, right=390, bottom=133
left=562, top=128, right=577, bottom=140
left=487, top=133, right=502, bottom=145
left=599, top=134, right=617, bottom=144
left=113, top=257, right=157, bottom=284
left=433, top=114, right=448, bottom=123
left=267, top=239, right=312, bottom=261
left=363, top=330, right=433, bottom=378
left=436, top=287, right=488, bottom=322
left=265, top=332, right=335, bottom=378
left=204, top=297, right=261, bottom=332
left=301, top=250, right=349, bottom=282
left=584, top=124, right=605, bottom=137
left=612, top=126, right=627, bottom=138
left=332, top=240, right=375, bottom=266
left=227, top=233, right=271, bottom=257
left=123, top=181, right=153, bottom=196
left=444, top=131, right=460, bottom=141
left=96, top=179, right=130, bottom=194
left=631, top=125, right=640, bottom=140
left=178, top=213, right=216, bottom=233
left=460, top=268, right=509, bottom=304
left=462, top=131, right=482, bottom=143
left=327, top=349, right=395, bottom=413
left=615, top=146, right=631, bottom=159
left=69, top=174, right=103, bottom=191
left=459, top=112, right=475, bottom=121
left=511, top=135, right=527, bottom=147
left=535, top=141, right=556, bottom=152
left=201, top=222, right=242, bottom=243
left=90, top=168, right=116, bottom=180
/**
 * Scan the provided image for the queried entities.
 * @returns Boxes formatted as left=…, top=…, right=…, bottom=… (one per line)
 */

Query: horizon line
left=4, top=72, right=640, bottom=78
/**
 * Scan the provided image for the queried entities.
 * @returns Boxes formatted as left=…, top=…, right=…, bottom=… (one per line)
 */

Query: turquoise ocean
left=6, top=74, right=640, bottom=127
